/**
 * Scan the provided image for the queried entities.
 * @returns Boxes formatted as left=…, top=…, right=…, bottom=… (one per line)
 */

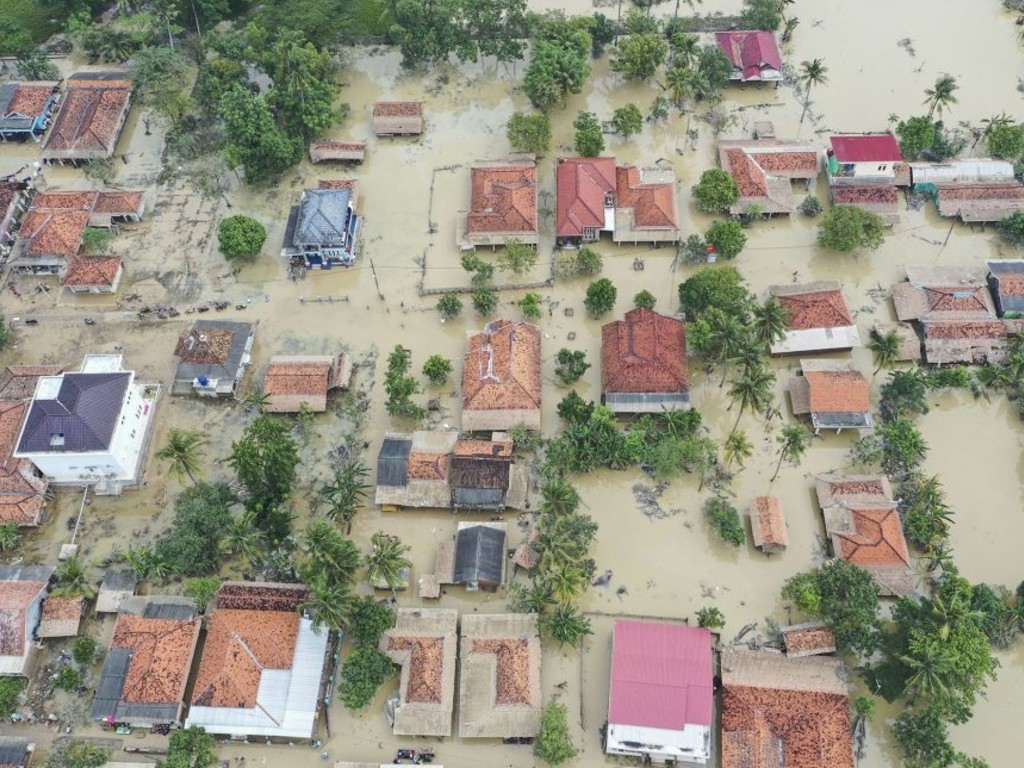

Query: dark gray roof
left=453, top=487, right=505, bottom=508
left=0, top=737, right=32, bottom=767
left=0, top=85, right=30, bottom=133
left=0, top=564, right=55, bottom=583
left=453, top=526, right=505, bottom=585
left=377, top=437, right=412, bottom=487
left=119, top=596, right=196, bottom=620
left=17, top=372, right=129, bottom=453
left=174, top=320, right=253, bottom=384
left=100, top=568, right=137, bottom=593
left=813, top=412, right=873, bottom=428
left=293, top=189, right=351, bottom=247
left=91, top=646, right=180, bottom=723
left=69, top=70, right=127, bottom=82
left=987, top=259, right=1024, bottom=276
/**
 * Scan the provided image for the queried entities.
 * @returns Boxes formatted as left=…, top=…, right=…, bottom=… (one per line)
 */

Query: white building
left=14, top=355, right=154, bottom=494
left=0, top=565, right=53, bottom=677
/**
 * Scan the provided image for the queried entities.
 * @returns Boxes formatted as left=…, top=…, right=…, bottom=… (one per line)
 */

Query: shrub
left=472, top=289, right=498, bottom=315
left=584, top=277, right=617, bottom=317
left=573, top=111, right=605, bottom=157
left=437, top=292, right=463, bottom=319
left=633, top=289, right=656, bottom=309
left=218, top=215, right=267, bottom=261
left=1000, top=211, right=1024, bottom=245
left=988, top=122, right=1024, bottom=160
left=338, top=646, right=395, bottom=710
left=498, top=238, right=538, bottom=274
left=555, top=348, right=590, bottom=385
left=557, top=246, right=604, bottom=278
left=533, top=701, right=579, bottom=765
left=817, top=205, right=885, bottom=252
left=692, top=168, right=740, bottom=213
left=696, top=606, right=726, bottom=629
left=519, top=292, right=543, bottom=319
left=54, top=666, right=83, bottom=692
left=72, top=636, right=98, bottom=666
left=348, top=596, right=396, bottom=648
left=422, top=354, right=453, bottom=386
left=705, top=219, right=747, bottom=260
left=611, top=103, right=644, bottom=138
left=384, top=346, right=425, bottom=420
left=704, top=497, right=745, bottom=546
left=81, top=228, right=113, bottom=254
left=0, top=677, right=24, bottom=718
left=799, top=195, right=822, bottom=216
left=507, top=111, right=552, bottom=155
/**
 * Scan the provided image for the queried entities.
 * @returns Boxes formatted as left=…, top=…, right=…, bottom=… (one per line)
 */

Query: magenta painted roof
left=715, top=31, right=782, bottom=81
left=830, top=134, right=903, bottom=163
left=608, top=620, right=713, bottom=730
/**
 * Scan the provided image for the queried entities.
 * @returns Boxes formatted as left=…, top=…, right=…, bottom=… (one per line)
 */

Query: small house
left=718, top=139, right=820, bottom=215
left=911, top=162, right=1024, bottom=222
left=458, top=613, right=542, bottom=739
left=62, top=254, right=123, bottom=294
left=606, top=620, right=713, bottom=766
left=720, top=648, right=853, bottom=768
left=41, top=70, right=132, bottom=164
left=910, top=159, right=1015, bottom=185
left=96, top=569, right=137, bottom=614
left=0, top=180, right=30, bottom=248
left=376, top=431, right=458, bottom=510
left=613, top=165, right=679, bottom=244
left=453, top=522, right=506, bottom=592
left=461, top=162, right=539, bottom=248
left=769, top=282, right=860, bottom=355
left=815, top=475, right=914, bottom=597
left=91, top=597, right=200, bottom=726
left=262, top=354, right=351, bottom=413
left=462, top=320, right=541, bottom=432
left=0, top=738, right=34, bottom=768
left=829, top=183, right=901, bottom=225
left=987, top=260, right=1024, bottom=316
left=450, top=438, right=515, bottom=510
left=0, top=400, right=48, bottom=527
left=789, top=359, right=872, bottom=434
left=715, top=31, right=782, bottom=84
left=285, top=186, right=360, bottom=268
left=0, top=81, right=60, bottom=142
left=380, top=608, right=458, bottom=737
left=602, top=307, right=689, bottom=413
left=37, top=595, right=84, bottom=639
left=780, top=622, right=838, bottom=658
left=0, top=565, right=53, bottom=676
left=826, top=133, right=904, bottom=183
left=309, top=140, right=366, bottom=164
left=555, top=157, right=617, bottom=243
left=172, top=320, right=255, bottom=398
left=373, top=102, right=424, bottom=136
left=750, top=496, right=787, bottom=554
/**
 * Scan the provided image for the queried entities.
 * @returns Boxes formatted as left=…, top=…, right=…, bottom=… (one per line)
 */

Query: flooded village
left=3, top=0, right=1024, bottom=767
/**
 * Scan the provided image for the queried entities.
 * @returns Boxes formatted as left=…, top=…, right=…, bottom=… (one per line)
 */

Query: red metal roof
left=715, top=31, right=782, bottom=81
left=830, top=134, right=903, bottom=163
left=608, top=620, right=713, bottom=730
left=555, top=157, right=616, bottom=237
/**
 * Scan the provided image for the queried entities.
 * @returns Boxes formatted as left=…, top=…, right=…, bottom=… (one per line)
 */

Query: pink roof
left=715, top=31, right=782, bottom=81
left=830, top=134, right=903, bottom=163
left=608, top=620, right=713, bottom=730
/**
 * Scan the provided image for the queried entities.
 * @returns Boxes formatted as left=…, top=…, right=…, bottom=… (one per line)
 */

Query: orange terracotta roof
left=93, top=191, right=143, bottom=215
left=470, top=638, right=532, bottom=705
left=44, top=80, right=131, bottom=157
left=63, top=254, right=121, bottom=288
left=0, top=580, right=46, bottom=655
left=388, top=636, right=443, bottom=703
left=466, top=164, right=538, bottom=236
left=373, top=101, right=422, bottom=117
left=264, top=360, right=331, bottom=398
left=602, top=308, right=688, bottom=394
left=834, top=507, right=910, bottom=568
left=42, top=595, right=83, bottom=622
left=407, top=451, right=450, bottom=481
left=111, top=613, right=201, bottom=706
left=6, top=83, right=57, bottom=118
left=0, top=366, right=64, bottom=400
left=756, top=151, right=819, bottom=174
left=452, top=439, right=513, bottom=459
left=924, top=286, right=990, bottom=313
left=778, top=290, right=853, bottom=330
left=615, top=166, right=677, bottom=229
left=317, top=179, right=358, bottom=191
left=783, top=626, right=837, bottom=656
left=805, top=370, right=870, bottom=413
left=20, top=208, right=89, bottom=257
left=751, top=496, right=787, bottom=549
left=31, top=191, right=99, bottom=210
left=996, top=274, right=1024, bottom=297
left=0, top=400, right=47, bottom=526
left=191, top=609, right=300, bottom=708
left=462, top=320, right=542, bottom=413
left=725, top=149, right=768, bottom=197
left=925, top=320, right=1007, bottom=340
left=555, top=157, right=617, bottom=237
left=823, top=478, right=888, bottom=499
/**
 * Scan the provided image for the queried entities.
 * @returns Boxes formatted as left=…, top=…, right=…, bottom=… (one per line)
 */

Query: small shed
left=0, top=737, right=34, bottom=768
left=987, top=259, right=1024, bottom=317
left=373, top=102, right=424, bottom=136
left=96, top=568, right=137, bottom=614
left=38, top=595, right=85, bottom=638
left=750, top=496, right=787, bottom=553
left=309, top=140, right=366, bottom=164
left=452, top=523, right=506, bottom=592
left=780, top=622, right=838, bottom=658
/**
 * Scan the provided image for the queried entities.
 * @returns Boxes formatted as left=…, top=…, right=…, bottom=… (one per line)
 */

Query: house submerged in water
left=284, top=181, right=360, bottom=269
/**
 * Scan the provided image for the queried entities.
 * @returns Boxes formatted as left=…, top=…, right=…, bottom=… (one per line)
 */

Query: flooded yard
left=3, top=0, right=1024, bottom=766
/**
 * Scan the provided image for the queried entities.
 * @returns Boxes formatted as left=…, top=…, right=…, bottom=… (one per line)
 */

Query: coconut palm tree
left=320, top=460, right=369, bottom=532
left=539, top=602, right=593, bottom=648
left=540, top=477, right=580, bottom=516
left=867, top=328, right=901, bottom=375
left=664, top=66, right=692, bottom=106
left=544, top=562, right=588, bottom=605
left=781, top=16, right=799, bottom=43
left=240, top=387, right=269, bottom=411
left=798, top=58, right=828, bottom=125
left=772, top=423, right=811, bottom=481
left=723, top=430, right=753, bottom=469
left=52, top=557, right=97, bottom=599
left=900, top=638, right=954, bottom=701
left=924, top=74, right=959, bottom=119
left=706, top=311, right=750, bottom=386
left=298, top=519, right=361, bottom=588
left=300, top=579, right=360, bottom=632
left=218, top=511, right=268, bottom=564
left=0, top=522, right=21, bottom=552
left=975, top=112, right=1013, bottom=147
left=669, top=33, right=700, bottom=70
left=156, top=429, right=207, bottom=484
left=364, top=532, right=412, bottom=593
left=726, top=364, right=776, bottom=437
left=751, top=297, right=790, bottom=348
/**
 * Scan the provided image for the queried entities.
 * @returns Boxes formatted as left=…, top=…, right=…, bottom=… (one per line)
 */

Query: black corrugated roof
left=0, top=737, right=31, bottom=766
left=100, top=568, right=137, bottom=592
left=453, top=487, right=504, bottom=508
left=17, top=372, right=129, bottom=453
left=453, top=526, right=505, bottom=586
left=377, top=437, right=412, bottom=487
left=90, top=646, right=131, bottom=720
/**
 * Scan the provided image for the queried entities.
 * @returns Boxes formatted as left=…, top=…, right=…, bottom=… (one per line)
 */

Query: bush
left=741, top=0, right=783, bottom=30
left=696, top=606, right=725, bottom=629
left=704, top=497, right=745, bottom=547
left=472, top=289, right=498, bottom=315
left=692, top=168, right=739, bottom=213
left=988, top=123, right=1024, bottom=160
left=183, top=577, right=220, bottom=613
left=498, top=238, right=538, bottom=274
left=155, top=483, right=236, bottom=576
left=677, top=265, right=750, bottom=318
left=507, top=111, right=552, bottom=155
left=799, top=195, right=822, bottom=216
left=533, top=701, right=579, bottom=765
left=54, top=666, right=84, bottom=692
left=81, top=228, right=113, bottom=254
left=0, top=677, right=24, bottom=718
left=705, top=219, right=747, bottom=260
left=555, top=348, right=590, bottom=386
left=338, top=646, right=395, bottom=710
left=437, top=292, right=463, bottom=319
left=461, top=252, right=494, bottom=286
left=384, top=346, right=425, bottom=420
left=584, top=277, right=617, bottom=317
left=896, top=115, right=938, bottom=161
left=556, top=246, right=603, bottom=278
left=218, top=215, right=267, bottom=261
left=422, top=354, right=453, bottom=386
left=633, top=289, right=656, bottom=309
left=573, top=111, right=605, bottom=157
left=72, top=636, right=98, bottom=666
left=817, top=205, right=886, bottom=252
left=348, top=596, right=396, bottom=648
left=1000, top=211, right=1024, bottom=245
left=519, top=292, right=543, bottom=319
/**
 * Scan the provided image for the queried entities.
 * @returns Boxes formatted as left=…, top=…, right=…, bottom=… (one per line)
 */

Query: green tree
left=817, top=204, right=886, bottom=252
left=260, top=28, right=340, bottom=138
left=156, top=483, right=236, bottom=576
left=723, top=430, right=753, bottom=468
left=772, top=423, right=810, bottom=481
left=162, top=725, right=219, bottom=768
left=678, top=265, right=750, bottom=317
left=987, top=122, right=1024, bottom=159
left=0, top=16, right=33, bottom=58
left=16, top=50, right=61, bottom=81
left=499, top=238, right=539, bottom=274
left=540, top=477, right=581, bottom=516
left=82, top=228, right=114, bottom=253
left=696, top=605, right=726, bottom=629
left=633, top=289, right=657, bottom=309
left=896, top=115, right=938, bottom=161
left=298, top=519, right=361, bottom=589
left=664, top=65, right=695, bottom=105
left=54, top=666, right=84, bottom=692
left=472, top=288, right=498, bottom=315
left=217, top=215, right=267, bottom=261
left=782, top=571, right=823, bottom=615
left=533, top=701, right=579, bottom=765
left=893, top=707, right=956, bottom=768
left=422, top=354, right=453, bottom=385
left=339, top=646, right=395, bottom=710
left=573, top=111, right=605, bottom=157
left=799, top=194, right=822, bottom=216
left=539, top=603, right=593, bottom=649
left=740, top=0, right=783, bottom=30
left=816, top=559, right=882, bottom=655
left=750, top=296, right=789, bottom=347
left=364, top=531, right=412, bottom=592
left=299, top=580, right=359, bottom=632
left=183, top=577, right=220, bottom=613
left=72, top=635, right=98, bottom=666
left=220, top=85, right=300, bottom=184
left=437, top=292, right=463, bottom=319
left=156, top=428, right=207, bottom=484
left=43, top=740, right=109, bottom=768
left=612, top=33, right=668, bottom=81
left=131, top=46, right=193, bottom=120
left=727, top=363, right=776, bottom=436
left=554, top=348, right=590, bottom=385
left=797, top=58, right=828, bottom=125
left=519, top=292, right=543, bottom=320
left=881, top=369, right=929, bottom=417
left=523, top=35, right=592, bottom=111
left=348, top=596, right=396, bottom=648
left=611, top=103, right=644, bottom=138
left=924, top=74, right=959, bottom=119
left=0, top=678, right=24, bottom=719
left=869, top=328, right=902, bottom=374
left=704, top=496, right=745, bottom=547
left=1000, top=211, right=1024, bottom=245
left=53, top=557, right=96, bottom=599
left=227, top=415, right=300, bottom=539
left=584, top=277, right=617, bottom=317
left=705, top=219, right=747, bottom=260
left=218, top=511, right=268, bottom=565
left=0, top=522, right=21, bottom=552
left=695, top=44, right=733, bottom=99
left=692, top=168, right=740, bottom=213
left=384, top=346, right=425, bottom=420
left=507, top=111, right=552, bottom=154
left=462, top=252, right=495, bottom=286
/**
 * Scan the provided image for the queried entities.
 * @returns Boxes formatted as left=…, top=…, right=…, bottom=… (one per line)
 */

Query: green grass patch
left=3, top=0, right=61, bottom=44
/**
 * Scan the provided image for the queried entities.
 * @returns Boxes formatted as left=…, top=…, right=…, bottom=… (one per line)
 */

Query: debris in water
left=616, top=586, right=628, bottom=599
left=591, top=570, right=613, bottom=587
left=632, top=482, right=682, bottom=520
left=897, top=38, right=916, bottom=57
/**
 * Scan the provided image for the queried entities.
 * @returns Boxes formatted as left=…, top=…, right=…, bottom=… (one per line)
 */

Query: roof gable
left=294, top=188, right=352, bottom=246
left=462, top=320, right=541, bottom=414
left=555, top=157, right=616, bottom=236
left=776, top=289, right=853, bottom=330
left=0, top=580, right=47, bottom=656
left=109, top=612, right=201, bottom=706
left=615, top=166, right=677, bottom=229
left=602, top=308, right=688, bottom=394
left=715, top=31, right=782, bottom=80
left=467, top=164, right=538, bottom=236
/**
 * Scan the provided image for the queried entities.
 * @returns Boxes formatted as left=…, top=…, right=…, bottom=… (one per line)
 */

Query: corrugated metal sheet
left=0, top=737, right=32, bottom=766
left=377, top=437, right=412, bottom=487
left=452, top=487, right=504, bottom=508
left=453, top=526, right=505, bottom=586
left=911, top=160, right=1014, bottom=184
left=91, top=647, right=131, bottom=719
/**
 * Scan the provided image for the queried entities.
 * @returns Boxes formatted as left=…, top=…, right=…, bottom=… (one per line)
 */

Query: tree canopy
left=677, top=265, right=750, bottom=318
left=507, top=112, right=552, bottom=155
left=218, top=215, right=267, bottom=261
left=817, top=204, right=886, bottom=252
left=523, top=32, right=592, bottom=111
left=227, top=415, right=300, bottom=540
left=155, top=483, right=236, bottom=576
left=692, top=168, right=740, bottom=213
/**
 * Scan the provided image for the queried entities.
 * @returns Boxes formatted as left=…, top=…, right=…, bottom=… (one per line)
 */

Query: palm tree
left=751, top=297, right=790, bottom=348
left=544, top=562, right=588, bottom=605
left=540, top=477, right=580, bottom=516
left=867, top=328, right=901, bottom=375
left=924, top=74, right=959, bottom=119
left=669, top=33, right=700, bottom=69
left=798, top=58, right=828, bottom=125
left=240, top=387, right=269, bottom=411
left=298, top=519, right=361, bottom=588
left=363, top=532, right=412, bottom=593
left=320, top=460, right=370, bottom=533
left=53, top=557, right=97, bottom=599
left=299, top=579, right=359, bottom=632
left=726, top=364, right=776, bottom=437
left=218, top=511, right=268, bottom=564
left=723, top=431, right=753, bottom=468
left=781, top=16, right=799, bottom=43
left=772, top=423, right=811, bottom=481
left=664, top=66, right=692, bottom=106
left=156, top=429, right=207, bottom=484
left=707, top=312, right=749, bottom=385
left=900, top=638, right=953, bottom=701
left=0, top=522, right=21, bottom=552
left=976, top=112, right=1013, bottom=147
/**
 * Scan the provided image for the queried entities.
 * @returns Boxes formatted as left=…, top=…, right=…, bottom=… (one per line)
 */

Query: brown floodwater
left=3, top=0, right=1024, bottom=764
